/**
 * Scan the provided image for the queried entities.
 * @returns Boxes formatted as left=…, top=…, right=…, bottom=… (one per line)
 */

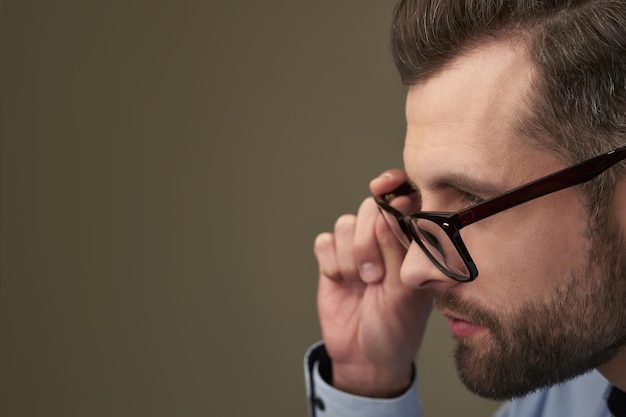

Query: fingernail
left=361, top=262, right=383, bottom=283
left=378, top=172, right=393, bottom=179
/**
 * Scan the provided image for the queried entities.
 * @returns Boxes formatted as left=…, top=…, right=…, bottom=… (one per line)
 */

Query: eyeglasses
left=374, top=145, right=626, bottom=282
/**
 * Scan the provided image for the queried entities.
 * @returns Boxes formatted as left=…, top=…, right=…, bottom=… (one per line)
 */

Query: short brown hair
left=391, top=0, right=626, bottom=214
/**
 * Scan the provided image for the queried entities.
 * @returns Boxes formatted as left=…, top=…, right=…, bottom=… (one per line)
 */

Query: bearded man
left=306, top=1, right=626, bottom=416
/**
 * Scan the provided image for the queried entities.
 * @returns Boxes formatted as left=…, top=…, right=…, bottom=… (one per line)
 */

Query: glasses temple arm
left=458, top=146, right=626, bottom=226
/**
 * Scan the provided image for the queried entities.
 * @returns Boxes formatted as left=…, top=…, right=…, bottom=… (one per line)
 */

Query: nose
left=400, top=241, right=461, bottom=290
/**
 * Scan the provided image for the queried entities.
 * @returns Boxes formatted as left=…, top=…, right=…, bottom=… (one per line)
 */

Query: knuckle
left=320, top=263, right=340, bottom=280
left=334, top=214, right=356, bottom=234
left=357, top=197, right=376, bottom=215
left=353, top=237, right=376, bottom=261
left=375, top=219, right=391, bottom=243
left=313, top=234, right=340, bottom=279
left=313, top=233, right=332, bottom=255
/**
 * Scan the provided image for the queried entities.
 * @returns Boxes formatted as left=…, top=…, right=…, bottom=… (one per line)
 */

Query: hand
left=314, top=169, right=433, bottom=398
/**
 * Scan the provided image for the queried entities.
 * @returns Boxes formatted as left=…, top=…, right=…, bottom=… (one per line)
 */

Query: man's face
left=400, top=40, right=626, bottom=400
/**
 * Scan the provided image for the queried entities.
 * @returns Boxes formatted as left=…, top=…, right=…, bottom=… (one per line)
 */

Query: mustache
left=434, top=291, right=499, bottom=330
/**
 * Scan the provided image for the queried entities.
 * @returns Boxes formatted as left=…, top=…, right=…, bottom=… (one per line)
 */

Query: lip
left=443, top=313, right=487, bottom=338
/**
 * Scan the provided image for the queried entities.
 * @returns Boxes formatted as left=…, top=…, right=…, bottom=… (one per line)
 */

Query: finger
left=369, top=169, right=408, bottom=196
left=313, top=232, right=340, bottom=281
left=333, top=214, right=360, bottom=283
left=353, top=197, right=385, bottom=284
left=374, top=214, right=413, bottom=297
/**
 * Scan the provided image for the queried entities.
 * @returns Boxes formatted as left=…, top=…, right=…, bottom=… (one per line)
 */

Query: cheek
left=612, top=180, right=626, bottom=234
left=461, top=192, right=589, bottom=301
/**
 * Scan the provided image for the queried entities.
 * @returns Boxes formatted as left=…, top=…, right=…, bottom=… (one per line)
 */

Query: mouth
left=442, top=311, right=487, bottom=338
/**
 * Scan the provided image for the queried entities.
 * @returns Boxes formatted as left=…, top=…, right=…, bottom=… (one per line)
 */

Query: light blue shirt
left=305, top=342, right=613, bottom=417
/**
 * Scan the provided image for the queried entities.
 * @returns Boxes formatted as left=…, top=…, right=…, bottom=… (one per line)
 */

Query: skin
left=314, top=39, right=626, bottom=398
left=597, top=177, right=626, bottom=392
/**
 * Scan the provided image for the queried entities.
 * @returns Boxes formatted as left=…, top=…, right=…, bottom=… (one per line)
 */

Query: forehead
left=403, top=40, right=554, bottom=190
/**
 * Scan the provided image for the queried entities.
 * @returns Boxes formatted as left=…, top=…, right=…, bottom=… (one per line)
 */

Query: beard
left=434, top=213, right=626, bottom=401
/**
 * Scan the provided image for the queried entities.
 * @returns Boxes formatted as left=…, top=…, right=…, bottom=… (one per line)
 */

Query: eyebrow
left=429, top=173, right=508, bottom=197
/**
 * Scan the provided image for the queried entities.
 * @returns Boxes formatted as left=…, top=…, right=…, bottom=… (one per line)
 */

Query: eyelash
left=405, top=181, right=483, bottom=210
left=460, top=191, right=483, bottom=207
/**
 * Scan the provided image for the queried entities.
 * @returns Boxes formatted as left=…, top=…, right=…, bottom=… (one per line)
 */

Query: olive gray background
left=0, top=1, right=501, bottom=416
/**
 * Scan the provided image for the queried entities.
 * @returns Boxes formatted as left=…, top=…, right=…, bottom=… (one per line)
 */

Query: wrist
left=331, top=361, right=414, bottom=398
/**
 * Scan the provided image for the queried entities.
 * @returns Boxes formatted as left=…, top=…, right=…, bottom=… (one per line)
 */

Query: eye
left=460, top=191, right=483, bottom=207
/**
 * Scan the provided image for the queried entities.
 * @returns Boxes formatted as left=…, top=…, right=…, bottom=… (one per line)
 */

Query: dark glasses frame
left=374, top=145, right=626, bottom=282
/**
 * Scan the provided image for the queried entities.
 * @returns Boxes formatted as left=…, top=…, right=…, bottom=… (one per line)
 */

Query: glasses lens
left=378, top=206, right=411, bottom=248
left=377, top=192, right=419, bottom=249
left=412, top=217, right=470, bottom=279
